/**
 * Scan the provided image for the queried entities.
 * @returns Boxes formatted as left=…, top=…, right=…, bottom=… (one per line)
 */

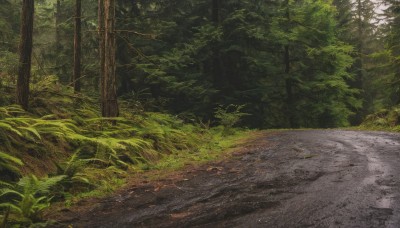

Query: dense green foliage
left=359, top=106, right=400, bottom=131
left=357, top=0, right=400, bottom=128
left=111, top=0, right=360, bottom=128
left=0, top=76, right=248, bottom=225
left=0, top=174, right=65, bottom=225
left=1, top=0, right=368, bottom=128
left=1, top=0, right=400, bottom=224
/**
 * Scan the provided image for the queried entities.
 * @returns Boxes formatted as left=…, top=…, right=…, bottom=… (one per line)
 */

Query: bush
left=0, top=175, right=65, bottom=226
left=214, top=104, right=249, bottom=135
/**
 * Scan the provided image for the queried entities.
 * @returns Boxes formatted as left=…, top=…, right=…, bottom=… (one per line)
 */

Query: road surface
left=50, top=130, right=400, bottom=228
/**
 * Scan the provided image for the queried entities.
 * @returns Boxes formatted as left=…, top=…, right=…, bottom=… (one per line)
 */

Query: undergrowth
left=0, top=75, right=250, bottom=226
left=358, top=106, right=400, bottom=132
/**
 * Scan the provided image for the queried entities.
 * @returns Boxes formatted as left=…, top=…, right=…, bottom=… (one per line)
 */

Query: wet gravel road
left=51, top=130, right=400, bottom=228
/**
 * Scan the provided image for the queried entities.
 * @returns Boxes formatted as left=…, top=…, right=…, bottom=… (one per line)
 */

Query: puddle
left=362, top=149, right=394, bottom=210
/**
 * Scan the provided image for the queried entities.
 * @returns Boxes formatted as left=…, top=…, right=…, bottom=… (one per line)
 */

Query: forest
left=1, top=0, right=400, bottom=226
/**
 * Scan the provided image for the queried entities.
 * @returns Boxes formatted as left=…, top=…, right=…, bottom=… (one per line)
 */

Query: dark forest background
left=2, top=0, right=400, bottom=129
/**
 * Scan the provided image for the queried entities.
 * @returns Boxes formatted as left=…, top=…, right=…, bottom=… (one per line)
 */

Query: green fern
left=0, top=77, right=237, bottom=205
left=0, top=122, right=23, bottom=137
left=0, top=174, right=65, bottom=224
left=0, top=151, right=23, bottom=176
left=0, top=105, right=25, bottom=118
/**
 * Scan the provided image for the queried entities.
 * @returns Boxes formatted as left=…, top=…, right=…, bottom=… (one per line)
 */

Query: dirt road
left=50, top=130, right=400, bottom=228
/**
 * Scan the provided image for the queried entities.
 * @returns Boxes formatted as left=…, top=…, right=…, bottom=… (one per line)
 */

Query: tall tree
left=283, top=0, right=296, bottom=128
left=55, top=0, right=62, bottom=52
left=377, top=0, right=400, bottom=106
left=16, top=0, right=34, bottom=110
left=99, top=0, right=105, bottom=91
left=73, top=0, right=81, bottom=92
left=211, top=0, right=224, bottom=91
left=351, top=0, right=378, bottom=122
left=100, top=0, right=118, bottom=117
left=270, top=0, right=360, bottom=127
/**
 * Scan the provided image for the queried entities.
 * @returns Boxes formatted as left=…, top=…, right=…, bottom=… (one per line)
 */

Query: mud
left=48, top=130, right=400, bottom=228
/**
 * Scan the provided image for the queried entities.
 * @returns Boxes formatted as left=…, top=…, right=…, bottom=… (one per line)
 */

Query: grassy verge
left=64, top=128, right=254, bottom=205
left=0, top=76, right=253, bottom=226
left=355, top=106, right=400, bottom=132
left=152, top=127, right=250, bottom=170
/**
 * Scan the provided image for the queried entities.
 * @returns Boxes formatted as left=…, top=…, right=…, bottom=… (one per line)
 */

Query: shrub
left=214, top=104, right=249, bottom=135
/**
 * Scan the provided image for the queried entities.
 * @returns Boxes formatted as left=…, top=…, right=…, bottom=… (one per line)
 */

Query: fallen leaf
left=207, top=166, right=223, bottom=172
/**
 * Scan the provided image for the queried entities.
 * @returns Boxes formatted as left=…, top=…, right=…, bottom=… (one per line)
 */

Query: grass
left=61, top=130, right=254, bottom=210
left=0, top=75, right=254, bottom=225
left=152, top=128, right=252, bottom=171
left=354, top=106, right=400, bottom=132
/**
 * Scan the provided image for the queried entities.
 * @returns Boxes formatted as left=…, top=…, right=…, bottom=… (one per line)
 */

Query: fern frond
left=35, top=175, right=66, bottom=194
left=0, top=122, right=22, bottom=137
left=0, top=151, right=23, bottom=175
left=0, top=203, right=23, bottom=215
left=0, top=152, right=23, bottom=166
left=0, top=188, right=23, bottom=199
left=18, top=127, right=41, bottom=140
left=0, top=181, right=13, bottom=188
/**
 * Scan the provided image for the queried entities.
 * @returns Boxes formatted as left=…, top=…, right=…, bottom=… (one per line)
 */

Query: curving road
left=51, top=130, right=400, bottom=228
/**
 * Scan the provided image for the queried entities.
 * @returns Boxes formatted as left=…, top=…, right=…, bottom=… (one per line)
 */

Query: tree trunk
left=54, top=0, right=65, bottom=81
left=73, top=0, right=81, bottom=92
left=212, top=0, right=220, bottom=23
left=284, top=0, right=296, bottom=128
left=100, top=0, right=118, bottom=118
left=284, top=45, right=295, bottom=128
left=211, top=0, right=224, bottom=90
left=98, top=0, right=105, bottom=92
left=55, top=0, right=61, bottom=51
left=350, top=0, right=365, bottom=124
left=357, top=0, right=364, bottom=79
left=16, top=0, right=34, bottom=110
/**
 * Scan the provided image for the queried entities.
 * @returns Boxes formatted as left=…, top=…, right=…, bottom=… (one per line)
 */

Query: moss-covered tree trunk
left=100, top=0, right=118, bottom=118
left=73, top=0, right=81, bottom=92
left=16, top=0, right=34, bottom=110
